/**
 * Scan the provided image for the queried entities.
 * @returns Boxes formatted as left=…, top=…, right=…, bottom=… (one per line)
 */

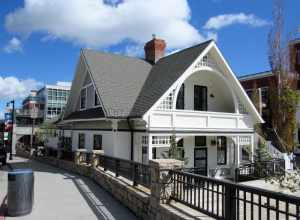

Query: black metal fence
left=98, top=154, right=151, bottom=188
left=236, top=159, right=285, bottom=182
left=170, top=169, right=300, bottom=220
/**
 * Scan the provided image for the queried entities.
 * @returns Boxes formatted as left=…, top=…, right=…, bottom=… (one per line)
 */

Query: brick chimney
left=144, top=35, right=166, bottom=64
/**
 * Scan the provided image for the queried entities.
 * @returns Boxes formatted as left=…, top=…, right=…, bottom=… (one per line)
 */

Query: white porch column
left=236, top=136, right=240, bottom=167
left=148, top=135, right=153, bottom=160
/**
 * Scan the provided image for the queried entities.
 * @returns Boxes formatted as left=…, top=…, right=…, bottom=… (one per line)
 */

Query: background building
left=239, top=38, right=300, bottom=150
left=12, top=81, right=71, bottom=153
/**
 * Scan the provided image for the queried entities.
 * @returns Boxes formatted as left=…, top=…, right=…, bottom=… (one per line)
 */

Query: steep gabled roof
left=129, top=40, right=213, bottom=117
left=82, top=49, right=152, bottom=118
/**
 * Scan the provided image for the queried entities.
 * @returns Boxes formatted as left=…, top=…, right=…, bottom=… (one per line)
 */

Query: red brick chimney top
left=144, top=35, right=166, bottom=64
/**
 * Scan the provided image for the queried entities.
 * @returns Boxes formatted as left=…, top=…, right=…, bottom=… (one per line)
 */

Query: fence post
left=148, top=159, right=184, bottom=219
left=225, top=184, right=236, bottom=220
left=235, top=168, right=239, bottom=182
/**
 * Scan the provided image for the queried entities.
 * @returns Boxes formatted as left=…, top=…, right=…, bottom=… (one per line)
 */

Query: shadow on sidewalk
left=2, top=157, right=136, bottom=220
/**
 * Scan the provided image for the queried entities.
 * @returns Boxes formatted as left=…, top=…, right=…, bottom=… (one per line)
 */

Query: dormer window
left=94, top=90, right=100, bottom=106
left=80, top=88, right=86, bottom=109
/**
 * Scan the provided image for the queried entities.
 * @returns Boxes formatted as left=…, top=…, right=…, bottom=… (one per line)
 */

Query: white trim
left=211, top=42, right=264, bottom=123
left=143, top=41, right=215, bottom=119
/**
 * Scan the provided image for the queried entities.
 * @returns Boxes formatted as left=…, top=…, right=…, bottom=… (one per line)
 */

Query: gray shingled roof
left=129, top=40, right=213, bottom=117
left=74, top=40, right=212, bottom=119
left=82, top=49, right=152, bottom=118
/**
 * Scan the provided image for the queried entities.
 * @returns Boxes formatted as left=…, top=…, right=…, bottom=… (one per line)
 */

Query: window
left=261, top=87, right=269, bottom=107
left=78, top=133, right=85, bottom=149
left=194, top=85, right=207, bottom=111
left=94, top=90, right=100, bottom=106
left=93, top=135, right=102, bottom=150
left=297, top=48, right=300, bottom=66
left=246, top=89, right=253, bottom=98
left=217, top=136, right=227, bottom=165
left=176, top=84, right=185, bottom=109
left=157, top=90, right=174, bottom=110
left=195, top=136, right=206, bottom=147
left=152, top=136, right=171, bottom=145
left=177, top=139, right=184, bottom=158
left=80, top=88, right=86, bottom=109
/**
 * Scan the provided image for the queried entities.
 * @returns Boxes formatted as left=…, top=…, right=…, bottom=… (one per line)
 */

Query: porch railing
left=97, top=154, right=151, bottom=188
left=236, top=159, right=285, bottom=182
left=170, top=169, right=300, bottom=220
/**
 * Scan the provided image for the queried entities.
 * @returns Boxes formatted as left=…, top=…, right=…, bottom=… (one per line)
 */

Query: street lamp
left=6, top=100, right=15, bottom=160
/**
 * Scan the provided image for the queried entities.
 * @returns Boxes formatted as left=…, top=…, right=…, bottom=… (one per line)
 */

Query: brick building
left=239, top=38, right=300, bottom=147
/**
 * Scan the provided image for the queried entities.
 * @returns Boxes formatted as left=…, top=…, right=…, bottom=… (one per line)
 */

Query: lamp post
left=7, top=100, right=15, bottom=160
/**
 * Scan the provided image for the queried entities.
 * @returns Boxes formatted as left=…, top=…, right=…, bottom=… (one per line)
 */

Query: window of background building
left=93, top=135, right=102, bottom=150
left=261, top=87, right=269, bottom=107
left=78, top=133, right=85, bottom=149
left=297, top=48, right=300, bottom=66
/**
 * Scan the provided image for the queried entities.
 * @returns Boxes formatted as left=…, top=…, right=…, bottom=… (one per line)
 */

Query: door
left=194, top=85, right=207, bottom=111
left=194, top=148, right=207, bottom=176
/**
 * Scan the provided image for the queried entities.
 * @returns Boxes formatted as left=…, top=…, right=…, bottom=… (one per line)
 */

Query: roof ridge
left=159, top=39, right=214, bottom=60
left=81, top=48, right=150, bottom=64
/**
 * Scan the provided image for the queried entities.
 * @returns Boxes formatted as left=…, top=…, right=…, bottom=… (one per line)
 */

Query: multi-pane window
left=80, top=88, right=86, bottom=109
left=176, top=84, right=185, bottom=109
left=152, top=136, right=171, bottom=145
left=78, top=133, right=85, bottom=149
left=94, top=90, right=100, bottom=106
left=194, top=85, right=207, bottom=111
left=141, top=136, right=149, bottom=163
left=217, top=136, right=227, bottom=165
left=93, top=135, right=102, bottom=150
left=195, top=136, right=206, bottom=147
left=46, top=88, right=70, bottom=119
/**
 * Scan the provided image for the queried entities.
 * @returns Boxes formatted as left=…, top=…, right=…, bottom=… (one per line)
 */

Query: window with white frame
left=141, top=136, right=148, bottom=163
left=156, top=90, right=174, bottom=110
left=80, top=88, right=87, bottom=109
left=152, top=136, right=171, bottom=145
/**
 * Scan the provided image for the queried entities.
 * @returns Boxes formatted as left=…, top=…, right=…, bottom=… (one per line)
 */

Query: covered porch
left=141, top=132, right=254, bottom=180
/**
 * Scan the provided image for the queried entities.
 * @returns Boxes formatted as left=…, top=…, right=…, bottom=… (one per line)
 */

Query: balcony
left=16, top=109, right=44, bottom=118
left=148, top=109, right=253, bottom=131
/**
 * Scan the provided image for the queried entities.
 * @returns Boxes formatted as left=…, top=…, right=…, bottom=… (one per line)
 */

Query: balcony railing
left=149, top=109, right=252, bottom=131
left=16, top=109, right=44, bottom=118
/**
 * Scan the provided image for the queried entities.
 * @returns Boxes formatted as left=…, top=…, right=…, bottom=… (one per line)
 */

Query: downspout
left=127, top=118, right=134, bottom=161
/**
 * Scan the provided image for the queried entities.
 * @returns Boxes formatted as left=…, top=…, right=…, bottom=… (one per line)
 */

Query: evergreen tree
left=254, top=139, right=272, bottom=162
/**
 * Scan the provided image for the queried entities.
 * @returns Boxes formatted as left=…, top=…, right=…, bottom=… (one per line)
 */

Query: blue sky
left=0, top=0, right=299, bottom=117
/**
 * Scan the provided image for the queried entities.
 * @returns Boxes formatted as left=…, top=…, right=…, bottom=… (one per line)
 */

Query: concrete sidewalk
left=0, top=157, right=137, bottom=220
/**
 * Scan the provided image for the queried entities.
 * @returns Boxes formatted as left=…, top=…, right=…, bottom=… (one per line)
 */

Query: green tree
left=254, top=139, right=272, bottom=163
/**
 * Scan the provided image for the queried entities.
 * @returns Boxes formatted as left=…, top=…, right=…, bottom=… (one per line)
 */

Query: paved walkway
left=0, top=157, right=137, bottom=220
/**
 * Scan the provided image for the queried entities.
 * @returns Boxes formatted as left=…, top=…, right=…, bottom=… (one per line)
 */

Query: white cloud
left=5, top=0, right=206, bottom=50
left=3, top=37, right=23, bottom=53
left=0, top=110, right=4, bottom=120
left=204, top=13, right=269, bottom=30
left=0, top=76, right=42, bottom=100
